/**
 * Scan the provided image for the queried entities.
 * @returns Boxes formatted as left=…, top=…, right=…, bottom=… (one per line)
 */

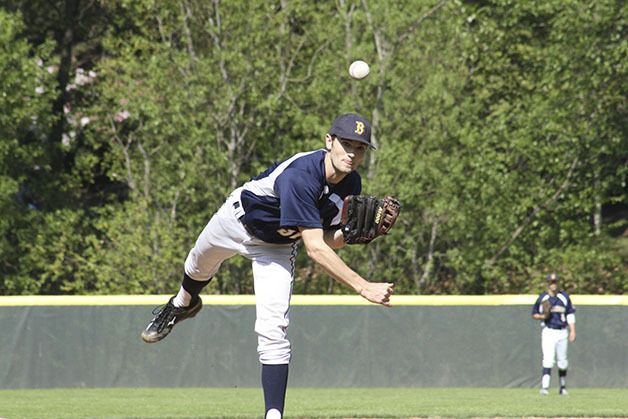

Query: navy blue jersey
left=532, top=291, right=576, bottom=329
left=239, top=149, right=361, bottom=244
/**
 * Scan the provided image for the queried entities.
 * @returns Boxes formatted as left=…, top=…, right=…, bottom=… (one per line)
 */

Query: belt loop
left=233, top=201, right=244, bottom=217
left=232, top=190, right=245, bottom=219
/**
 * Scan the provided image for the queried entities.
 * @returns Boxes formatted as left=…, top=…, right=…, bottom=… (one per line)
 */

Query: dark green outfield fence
left=0, top=295, right=626, bottom=389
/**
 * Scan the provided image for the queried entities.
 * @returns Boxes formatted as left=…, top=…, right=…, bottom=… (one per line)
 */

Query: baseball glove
left=340, top=195, right=401, bottom=244
left=541, top=299, right=552, bottom=320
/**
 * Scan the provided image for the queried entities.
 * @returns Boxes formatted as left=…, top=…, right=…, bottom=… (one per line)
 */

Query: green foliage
left=11, top=209, right=87, bottom=294
left=0, top=0, right=626, bottom=295
left=0, top=9, right=57, bottom=292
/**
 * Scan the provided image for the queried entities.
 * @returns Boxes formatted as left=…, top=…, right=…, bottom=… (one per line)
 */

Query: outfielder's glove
left=340, top=195, right=401, bottom=244
left=541, top=299, right=552, bottom=320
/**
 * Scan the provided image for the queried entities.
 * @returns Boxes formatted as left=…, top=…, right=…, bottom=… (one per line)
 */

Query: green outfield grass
left=0, top=387, right=626, bottom=418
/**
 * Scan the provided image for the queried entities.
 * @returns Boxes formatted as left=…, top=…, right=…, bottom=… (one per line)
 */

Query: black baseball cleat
left=141, top=296, right=202, bottom=343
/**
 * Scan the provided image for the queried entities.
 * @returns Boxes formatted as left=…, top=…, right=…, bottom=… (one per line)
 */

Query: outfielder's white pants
left=541, top=327, right=569, bottom=370
left=184, top=188, right=297, bottom=365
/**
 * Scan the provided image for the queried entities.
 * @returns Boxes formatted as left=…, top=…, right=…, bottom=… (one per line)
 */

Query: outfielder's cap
left=329, top=113, right=375, bottom=149
left=547, top=273, right=559, bottom=282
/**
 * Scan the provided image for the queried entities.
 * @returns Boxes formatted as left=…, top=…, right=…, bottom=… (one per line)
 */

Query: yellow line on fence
left=0, top=294, right=625, bottom=306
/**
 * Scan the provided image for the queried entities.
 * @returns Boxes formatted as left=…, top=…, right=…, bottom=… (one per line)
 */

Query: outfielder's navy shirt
left=532, top=291, right=576, bottom=329
left=239, top=149, right=361, bottom=244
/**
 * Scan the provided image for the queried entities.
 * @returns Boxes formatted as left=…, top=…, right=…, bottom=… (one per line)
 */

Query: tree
left=0, top=9, right=56, bottom=292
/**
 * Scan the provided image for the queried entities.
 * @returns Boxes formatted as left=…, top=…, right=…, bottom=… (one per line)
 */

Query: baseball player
left=531, top=273, right=576, bottom=395
left=140, top=114, right=398, bottom=419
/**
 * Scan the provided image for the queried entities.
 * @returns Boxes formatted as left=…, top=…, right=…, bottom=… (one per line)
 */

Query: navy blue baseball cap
left=547, top=273, right=559, bottom=282
left=329, top=113, right=375, bottom=149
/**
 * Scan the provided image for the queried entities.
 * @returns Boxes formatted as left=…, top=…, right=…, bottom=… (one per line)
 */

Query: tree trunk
left=593, top=168, right=601, bottom=236
left=50, top=0, right=80, bottom=170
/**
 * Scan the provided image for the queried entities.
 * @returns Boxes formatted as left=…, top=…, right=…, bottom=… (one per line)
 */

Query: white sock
left=542, top=374, right=551, bottom=389
left=172, top=286, right=192, bottom=308
left=266, top=408, right=282, bottom=419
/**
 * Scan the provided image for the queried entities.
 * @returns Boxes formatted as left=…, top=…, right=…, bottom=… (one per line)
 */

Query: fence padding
left=0, top=301, right=625, bottom=389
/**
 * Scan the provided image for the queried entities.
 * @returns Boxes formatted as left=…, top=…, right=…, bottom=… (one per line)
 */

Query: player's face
left=548, top=281, right=558, bottom=292
left=326, top=135, right=368, bottom=174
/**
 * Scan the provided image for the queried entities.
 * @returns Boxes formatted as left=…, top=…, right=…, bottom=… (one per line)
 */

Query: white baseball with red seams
left=349, top=60, right=370, bottom=79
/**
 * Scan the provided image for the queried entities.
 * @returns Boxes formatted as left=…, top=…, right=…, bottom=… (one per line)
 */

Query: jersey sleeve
left=563, top=292, right=576, bottom=314
left=274, top=168, right=323, bottom=229
left=531, top=294, right=543, bottom=315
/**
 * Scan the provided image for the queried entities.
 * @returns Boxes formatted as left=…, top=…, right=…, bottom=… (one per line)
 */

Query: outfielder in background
left=531, top=273, right=576, bottom=395
left=140, top=113, right=400, bottom=419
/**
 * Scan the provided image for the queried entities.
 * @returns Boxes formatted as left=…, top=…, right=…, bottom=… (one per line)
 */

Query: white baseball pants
left=184, top=188, right=297, bottom=365
left=541, top=327, right=569, bottom=369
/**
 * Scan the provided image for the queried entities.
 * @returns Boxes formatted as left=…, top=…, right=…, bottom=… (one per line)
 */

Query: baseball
left=349, top=60, right=370, bottom=79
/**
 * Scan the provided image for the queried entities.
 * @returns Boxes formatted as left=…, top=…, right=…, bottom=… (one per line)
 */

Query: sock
left=542, top=368, right=551, bottom=389
left=559, top=369, right=567, bottom=389
left=173, top=273, right=210, bottom=308
left=262, top=364, right=289, bottom=418
left=173, top=287, right=191, bottom=308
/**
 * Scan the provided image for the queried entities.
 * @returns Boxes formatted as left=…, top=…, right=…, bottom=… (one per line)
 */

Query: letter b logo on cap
left=355, top=121, right=365, bottom=135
